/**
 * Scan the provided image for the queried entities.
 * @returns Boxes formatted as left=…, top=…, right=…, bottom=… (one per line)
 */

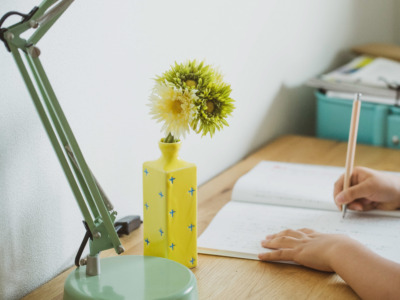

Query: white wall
left=0, top=0, right=398, bottom=299
left=396, top=0, right=400, bottom=44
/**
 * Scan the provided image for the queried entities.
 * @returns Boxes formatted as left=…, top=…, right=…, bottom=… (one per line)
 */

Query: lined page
left=232, top=161, right=400, bottom=216
left=198, top=201, right=400, bottom=263
left=232, top=161, right=343, bottom=211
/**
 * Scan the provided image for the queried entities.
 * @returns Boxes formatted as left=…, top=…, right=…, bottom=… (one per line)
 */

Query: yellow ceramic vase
left=143, top=140, right=197, bottom=268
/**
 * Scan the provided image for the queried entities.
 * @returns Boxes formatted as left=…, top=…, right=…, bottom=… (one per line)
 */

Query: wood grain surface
left=22, top=135, right=400, bottom=300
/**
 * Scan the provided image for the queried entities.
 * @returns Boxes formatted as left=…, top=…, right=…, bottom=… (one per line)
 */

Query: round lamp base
left=63, top=255, right=198, bottom=300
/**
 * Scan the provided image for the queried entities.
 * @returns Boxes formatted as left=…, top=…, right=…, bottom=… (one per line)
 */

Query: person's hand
left=258, top=228, right=358, bottom=272
left=334, top=167, right=400, bottom=211
left=260, top=228, right=400, bottom=299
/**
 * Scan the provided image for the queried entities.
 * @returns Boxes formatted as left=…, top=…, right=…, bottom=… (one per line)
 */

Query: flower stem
left=164, top=132, right=176, bottom=143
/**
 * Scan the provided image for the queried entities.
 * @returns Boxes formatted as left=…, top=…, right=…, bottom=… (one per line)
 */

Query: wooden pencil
left=342, top=93, right=362, bottom=218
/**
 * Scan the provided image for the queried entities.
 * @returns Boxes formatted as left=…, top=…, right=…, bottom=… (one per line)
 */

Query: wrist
left=327, top=235, right=361, bottom=272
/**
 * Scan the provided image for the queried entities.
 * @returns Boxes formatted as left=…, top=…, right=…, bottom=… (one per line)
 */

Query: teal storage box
left=316, top=91, right=400, bottom=149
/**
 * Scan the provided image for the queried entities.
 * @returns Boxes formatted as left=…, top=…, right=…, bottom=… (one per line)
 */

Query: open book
left=198, top=161, right=400, bottom=263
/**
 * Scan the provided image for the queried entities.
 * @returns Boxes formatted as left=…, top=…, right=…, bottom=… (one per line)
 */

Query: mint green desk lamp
left=0, top=1, right=198, bottom=299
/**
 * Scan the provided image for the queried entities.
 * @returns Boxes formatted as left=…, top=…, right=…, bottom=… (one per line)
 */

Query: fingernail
left=335, top=193, right=344, bottom=204
left=265, top=235, right=273, bottom=240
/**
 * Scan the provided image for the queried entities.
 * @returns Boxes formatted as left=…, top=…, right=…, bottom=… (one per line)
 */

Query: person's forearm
left=330, top=240, right=400, bottom=300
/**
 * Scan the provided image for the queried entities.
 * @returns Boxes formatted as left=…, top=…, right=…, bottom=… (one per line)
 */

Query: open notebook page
left=232, top=161, right=400, bottom=216
left=198, top=161, right=400, bottom=262
left=198, top=201, right=400, bottom=263
left=231, top=161, right=343, bottom=211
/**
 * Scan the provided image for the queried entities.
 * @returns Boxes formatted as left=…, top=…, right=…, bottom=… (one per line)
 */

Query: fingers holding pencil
left=334, top=167, right=375, bottom=211
left=342, top=93, right=362, bottom=218
left=334, top=166, right=400, bottom=212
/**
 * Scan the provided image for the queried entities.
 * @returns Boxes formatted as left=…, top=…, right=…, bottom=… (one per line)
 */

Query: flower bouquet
left=143, top=60, right=235, bottom=268
left=149, top=60, right=235, bottom=141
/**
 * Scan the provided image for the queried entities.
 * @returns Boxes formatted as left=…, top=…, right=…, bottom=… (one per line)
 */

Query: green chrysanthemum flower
left=156, top=60, right=220, bottom=92
left=151, top=60, right=235, bottom=141
left=191, top=82, right=235, bottom=137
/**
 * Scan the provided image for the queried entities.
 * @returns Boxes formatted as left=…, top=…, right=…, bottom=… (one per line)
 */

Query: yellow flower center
left=172, top=100, right=183, bottom=114
left=185, top=80, right=197, bottom=88
left=206, top=101, right=215, bottom=113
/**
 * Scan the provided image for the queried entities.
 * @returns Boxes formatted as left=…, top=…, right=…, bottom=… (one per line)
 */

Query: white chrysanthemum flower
left=149, top=83, right=198, bottom=138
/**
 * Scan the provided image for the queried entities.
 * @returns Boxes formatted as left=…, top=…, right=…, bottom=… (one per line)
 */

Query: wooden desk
left=23, top=135, right=400, bottom=300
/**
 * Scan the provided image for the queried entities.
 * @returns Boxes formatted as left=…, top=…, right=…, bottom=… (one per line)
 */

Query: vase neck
left=158, top=141, right=181, bottom=162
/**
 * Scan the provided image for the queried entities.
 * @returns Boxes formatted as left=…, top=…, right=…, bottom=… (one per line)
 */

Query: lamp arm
left=1, top=0, right=124, bottom=264
left=29, top=0, right=74, bottom=46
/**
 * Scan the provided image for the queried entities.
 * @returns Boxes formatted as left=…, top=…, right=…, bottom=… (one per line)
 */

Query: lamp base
left=63, top=255, right=198, bottom=300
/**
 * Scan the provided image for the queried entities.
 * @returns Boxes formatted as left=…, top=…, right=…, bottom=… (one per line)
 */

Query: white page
left=232, top=161, right=400, bottom=217
left=232, top=161, right=343, bottom=212
left=198, top=201, right=400, bottom=263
